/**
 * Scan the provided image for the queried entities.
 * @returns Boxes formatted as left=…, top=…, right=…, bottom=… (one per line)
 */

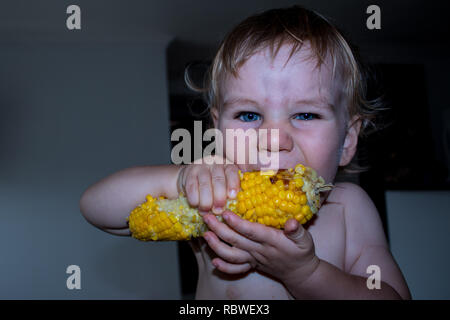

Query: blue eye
left=237, top=112, right=261, bottom=122
left=294, top=113, right=318, bottom=121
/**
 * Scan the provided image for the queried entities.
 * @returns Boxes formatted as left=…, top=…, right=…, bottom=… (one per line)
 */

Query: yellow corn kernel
left=279, top=200, right=288, bottom=211
left=237, top=202, right=246, bottom=214
left=299, top=194, right=307, bottom=205
left=255, top=206, right=263, bottom=217
left=301, top=205, right=312, bottom=216
left=273, top=197, right=281, bottom=207
left=295, top=178, right=304, bottom=188
left=286, top=190, right=294, bottom=201
left=286, top=202, right=296, bottom=214
left=245, top=199, right=253, bottom=209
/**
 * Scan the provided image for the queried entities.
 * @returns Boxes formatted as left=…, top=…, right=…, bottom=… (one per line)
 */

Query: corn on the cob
left=127, top=164, right=332, bottom=241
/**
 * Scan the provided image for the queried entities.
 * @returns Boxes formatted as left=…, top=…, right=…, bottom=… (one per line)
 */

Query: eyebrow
left=294, top=99, right=335, bottom=111
left=223, top=97, right=335, bottom=111
left=223, top=98, right=258, bottom=108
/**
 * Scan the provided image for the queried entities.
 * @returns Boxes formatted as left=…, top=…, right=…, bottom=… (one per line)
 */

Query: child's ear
left=211, top=107, right=219, bottom=128
left=339, top=116, right=362, bottom=166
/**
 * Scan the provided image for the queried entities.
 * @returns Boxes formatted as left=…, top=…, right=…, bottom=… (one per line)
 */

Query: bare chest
left=308, top=202, right=346, bottom=269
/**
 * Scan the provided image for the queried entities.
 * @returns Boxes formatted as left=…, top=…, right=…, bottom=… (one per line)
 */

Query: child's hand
left=177, top=157, right=240, bottom=214
left=202, top=211, right=320, bottom=285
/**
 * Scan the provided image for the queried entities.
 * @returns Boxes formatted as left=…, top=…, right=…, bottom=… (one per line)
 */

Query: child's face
left=212, top=43, right=359, bottom=183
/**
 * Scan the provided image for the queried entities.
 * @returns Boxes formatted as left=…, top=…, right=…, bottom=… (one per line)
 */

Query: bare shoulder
left=327, top=183, right=381, bottom=223
left=326, top=182, right=372, bottom=206
left=326, top=181, right=389, bottom=253
left=331, top=182, right=386, bottom=235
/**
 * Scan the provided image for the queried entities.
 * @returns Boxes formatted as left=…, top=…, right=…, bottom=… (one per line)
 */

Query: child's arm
left=80, top=158, right=240, bottom=237
left=282, top=183, right=411, bottom=299
left=79, top=165, right=182, bottom=236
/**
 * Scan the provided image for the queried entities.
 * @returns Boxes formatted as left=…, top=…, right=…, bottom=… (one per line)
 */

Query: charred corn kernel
left=128, top=164, right=332, bottom=241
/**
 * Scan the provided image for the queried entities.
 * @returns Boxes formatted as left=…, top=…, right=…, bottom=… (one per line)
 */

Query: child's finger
left=185, top=172, right=199, bottom=208
left=197, top=170, right=213, bottom=211
left=203, top=213, right=261, bottom=252
left=224, top=164, right=240, bottom=199
left=203, top=231, right=252, bottom=264
left=211, top=165, right=227, bottom=214
left=222, top=211, right=272, bottom=244
left=283, top=218, right=299, bottom=234
left=283, top=219, right=312, bottom=249
left=212, top=258, right=253, bottom=274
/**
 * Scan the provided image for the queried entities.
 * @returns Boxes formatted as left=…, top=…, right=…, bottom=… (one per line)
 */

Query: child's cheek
left=218, top=120, right=270, bottom=171
left=299, top=130, right=342, bottom=182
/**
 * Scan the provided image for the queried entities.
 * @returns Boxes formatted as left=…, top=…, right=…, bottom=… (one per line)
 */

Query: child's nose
left=257, top=124, right=293, bottom=153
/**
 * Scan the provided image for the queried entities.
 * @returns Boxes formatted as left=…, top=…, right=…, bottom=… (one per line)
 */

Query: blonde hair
left=185, top=5, right=382, bottom=137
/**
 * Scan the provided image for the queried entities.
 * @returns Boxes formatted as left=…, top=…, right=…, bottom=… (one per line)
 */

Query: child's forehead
left=249, top=43, right=317, bottom=67
left=221, top=43, right=344, bottom=106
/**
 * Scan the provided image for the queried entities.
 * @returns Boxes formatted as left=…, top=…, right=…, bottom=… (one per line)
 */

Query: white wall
left=0, top=37, right=182, bottom=299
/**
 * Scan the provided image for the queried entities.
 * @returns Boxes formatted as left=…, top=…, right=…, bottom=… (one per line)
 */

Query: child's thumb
left=284, top=219, right=306, bottom=243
